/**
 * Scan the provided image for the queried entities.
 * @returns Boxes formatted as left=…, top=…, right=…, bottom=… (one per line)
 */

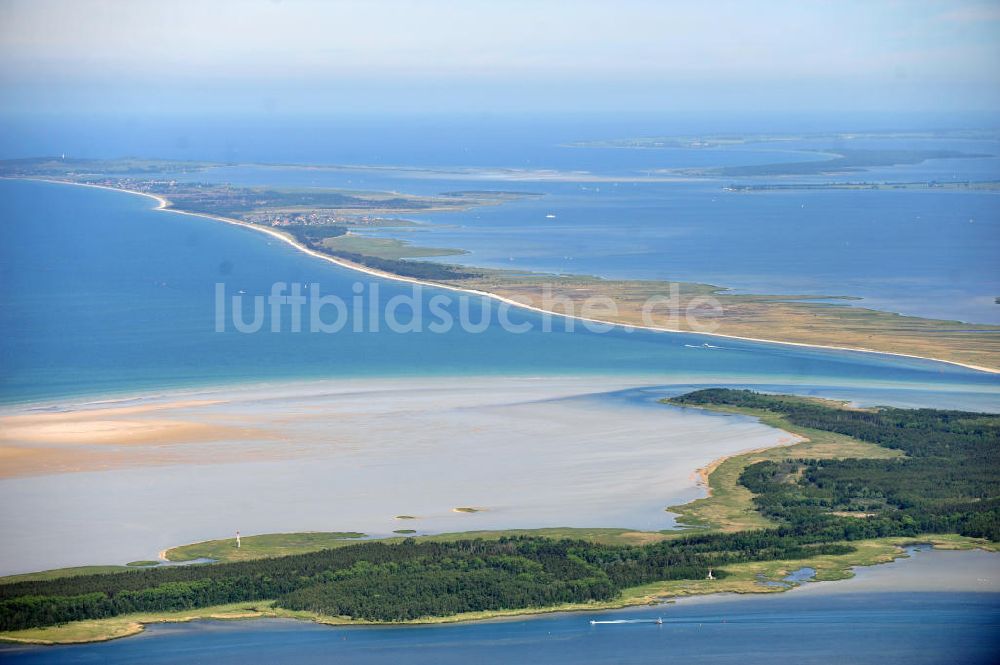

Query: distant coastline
left=16, top=176, right=998, bottom=376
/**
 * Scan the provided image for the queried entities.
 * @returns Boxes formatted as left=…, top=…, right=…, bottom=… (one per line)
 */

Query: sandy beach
left=0, top=400, right=273, bottom=478
left=20, top=177, right=1000, bottom=376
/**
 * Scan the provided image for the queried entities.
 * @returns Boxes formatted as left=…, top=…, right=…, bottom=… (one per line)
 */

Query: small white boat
left=589, top=617, right=663, bottom=625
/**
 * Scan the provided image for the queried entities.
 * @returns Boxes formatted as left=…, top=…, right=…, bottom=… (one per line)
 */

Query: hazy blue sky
left=1, top=0, right=999, bottom=113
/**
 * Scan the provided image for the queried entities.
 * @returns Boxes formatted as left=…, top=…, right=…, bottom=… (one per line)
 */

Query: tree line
left=671, top=389, right=1000, bottom=540
left=0, top=531, right=854, bottom=631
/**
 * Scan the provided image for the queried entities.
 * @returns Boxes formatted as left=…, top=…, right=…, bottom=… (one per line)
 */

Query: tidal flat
left=0, top=376, right=794, bottom=574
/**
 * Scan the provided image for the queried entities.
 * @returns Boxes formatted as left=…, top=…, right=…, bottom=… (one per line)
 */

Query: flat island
left=2, top=390, right=996, bottom=644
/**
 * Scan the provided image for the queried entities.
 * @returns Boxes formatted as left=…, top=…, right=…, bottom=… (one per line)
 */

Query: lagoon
left=185, top=131, right=1000, bottom=323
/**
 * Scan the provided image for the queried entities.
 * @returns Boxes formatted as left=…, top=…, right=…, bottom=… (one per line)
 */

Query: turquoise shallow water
left=1, top=179, right=997, bottom=404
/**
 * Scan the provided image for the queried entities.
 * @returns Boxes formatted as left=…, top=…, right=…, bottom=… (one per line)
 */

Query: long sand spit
left=20, top=178, right=1000, bottom=376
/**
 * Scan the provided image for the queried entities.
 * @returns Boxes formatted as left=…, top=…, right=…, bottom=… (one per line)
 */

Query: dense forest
left=0, top=532, right=855, bottom=631
left=322, top=249, right=481, bottom=280
left=2, top=390, right=995, bottom=632
left=285, top=224, right=347, bottom=248
left=670, top=389, right=1000, bottom=540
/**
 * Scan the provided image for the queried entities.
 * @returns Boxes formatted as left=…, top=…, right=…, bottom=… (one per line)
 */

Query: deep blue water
left=4, top=111, right=994, bottom=166
left=1, top=592, right=996, bottom=664
left=2, top=179, right=997, bottom=404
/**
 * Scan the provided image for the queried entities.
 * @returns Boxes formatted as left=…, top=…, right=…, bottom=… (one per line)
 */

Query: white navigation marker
left=236, top=530, right=241, bottom=549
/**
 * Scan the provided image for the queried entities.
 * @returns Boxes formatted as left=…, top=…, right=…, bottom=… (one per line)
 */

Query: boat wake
left=589, top=617, right=663, bottom=625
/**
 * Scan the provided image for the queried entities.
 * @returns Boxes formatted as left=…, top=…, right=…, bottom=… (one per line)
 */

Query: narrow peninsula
left=3, top=158, right=998, bottom=372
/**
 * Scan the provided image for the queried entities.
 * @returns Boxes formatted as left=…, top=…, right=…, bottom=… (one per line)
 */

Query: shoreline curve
left=16, top=177, right=1000, bottom=377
